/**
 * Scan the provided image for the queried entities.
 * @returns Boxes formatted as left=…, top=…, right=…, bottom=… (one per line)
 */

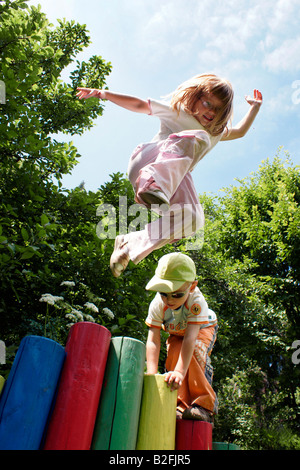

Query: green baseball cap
left=146, top=252, right=196, bottom=293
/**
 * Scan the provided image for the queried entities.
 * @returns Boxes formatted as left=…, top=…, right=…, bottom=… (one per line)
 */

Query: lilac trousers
left=124, top=130, right=211, bottom=263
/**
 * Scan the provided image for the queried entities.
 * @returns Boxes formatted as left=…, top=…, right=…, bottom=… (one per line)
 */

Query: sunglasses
left=200, top=98, right=222, bottom=114
left=159, top=286, right=191, bottom=299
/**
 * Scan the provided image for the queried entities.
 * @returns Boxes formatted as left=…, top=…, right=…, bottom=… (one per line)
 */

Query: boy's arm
left=164, top=323, right=200, bottom=391
left=221, top=89, right=263, bottom=141
left=146, top=327, right=161, bottom=374
left=76, top=88, right=150, bottom=114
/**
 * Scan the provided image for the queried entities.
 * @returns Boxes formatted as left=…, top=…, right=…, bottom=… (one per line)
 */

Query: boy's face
left=159, top=281, right=198, bottom=310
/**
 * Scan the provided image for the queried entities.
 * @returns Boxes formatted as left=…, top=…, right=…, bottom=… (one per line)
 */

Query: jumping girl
left=76, top=74, right=262, bottom=277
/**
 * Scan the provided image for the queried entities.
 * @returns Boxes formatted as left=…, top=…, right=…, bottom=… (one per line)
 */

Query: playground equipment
left=91, top=336, right=145, bottom=450
left=176, top=420, right=212, bottom=450
left=136, top=374, right=177, bottom=450
left=43, top=322, right=111, bottom=450
left=212, top=442, right=240, bottom=450
left=0, top=376, right=4, bottom=395
left=0, top=322, right=231, bottom=451
left=0, top=335, right=65, bottom=450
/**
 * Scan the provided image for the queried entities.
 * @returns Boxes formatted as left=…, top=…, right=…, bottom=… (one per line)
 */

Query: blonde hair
left=170, top=73, right=234, bottom=136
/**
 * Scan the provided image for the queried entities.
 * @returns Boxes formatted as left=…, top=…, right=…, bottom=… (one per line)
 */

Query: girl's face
left=192, top=93, right=223, bottom=128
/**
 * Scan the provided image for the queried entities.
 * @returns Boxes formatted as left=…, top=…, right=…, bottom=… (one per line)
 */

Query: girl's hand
left=245, top=89, right=263, bottom=108
left=76, top=87, right=105, bottom=100
left=164, top=370, right=184, bottom=391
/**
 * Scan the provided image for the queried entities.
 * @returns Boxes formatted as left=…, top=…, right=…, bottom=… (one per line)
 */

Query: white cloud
left=264, top=37, right=300, bottom=73
left=257, top=0, right=300, bottom=73
left=268, top=0, right=300, bottom=32
left=28, top=0, right=300, bottom=78
left=267, top=86, right=294, bottom=113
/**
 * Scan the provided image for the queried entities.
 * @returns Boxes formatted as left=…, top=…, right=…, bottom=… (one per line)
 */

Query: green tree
left=187, top=154, right=300, bottom=449
left=0, top=0, right=112, bottom=341
left=0, top=0, right=111, bottom=178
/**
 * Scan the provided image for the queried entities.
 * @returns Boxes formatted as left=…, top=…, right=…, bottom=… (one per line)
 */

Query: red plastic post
left=175, top=420, right=213, bottom=450
left=44, top=322, right=111, bottom=450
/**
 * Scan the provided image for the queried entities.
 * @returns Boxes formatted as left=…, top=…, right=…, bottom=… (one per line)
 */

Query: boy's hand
left=76, top=87, right=104, bottom=100
left=164, top=370, right=184, bottom=391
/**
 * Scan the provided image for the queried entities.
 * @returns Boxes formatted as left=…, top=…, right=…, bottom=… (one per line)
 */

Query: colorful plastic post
left=0, top=336, right=65, bottom=450
left=176, top=420, right=213, bottom=450
left=92, top=336, right=145, bottom=450
left=212, top=441, right=240, bottom=450
left=136, top=374, right=177, bottom=450
left=43, top=322, right=111, bottom=450
left=0, top=376, right=5, bottom=395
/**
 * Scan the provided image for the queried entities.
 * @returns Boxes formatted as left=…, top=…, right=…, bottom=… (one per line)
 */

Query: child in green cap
left=145, top=252, right=218, bottom=422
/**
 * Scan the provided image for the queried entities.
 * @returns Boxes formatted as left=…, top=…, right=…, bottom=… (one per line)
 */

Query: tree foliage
left=186, top=152, right=300, bottom=449
left=0, top=0, right=113, bottom=342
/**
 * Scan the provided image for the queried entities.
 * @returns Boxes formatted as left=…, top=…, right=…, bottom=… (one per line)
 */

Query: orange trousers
left=165, top=325, right=218, bottom=414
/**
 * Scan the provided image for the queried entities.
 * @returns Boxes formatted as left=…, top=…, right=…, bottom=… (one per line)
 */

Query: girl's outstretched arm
left=76, top=87, right=150, bottom=114
left=221, top=89, right=263, bottom=141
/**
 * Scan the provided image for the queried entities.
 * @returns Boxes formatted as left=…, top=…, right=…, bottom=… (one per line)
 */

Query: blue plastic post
left=0, top=335, right=65, bottom=450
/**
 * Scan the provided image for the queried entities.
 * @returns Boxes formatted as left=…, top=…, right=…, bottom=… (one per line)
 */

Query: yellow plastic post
left=136, top=374, right=177, bottom=450
left=0, top=376, right=5, bottom=395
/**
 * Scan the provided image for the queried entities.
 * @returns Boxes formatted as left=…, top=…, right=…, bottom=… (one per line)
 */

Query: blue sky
left=29, top=0, right=300, bottom=195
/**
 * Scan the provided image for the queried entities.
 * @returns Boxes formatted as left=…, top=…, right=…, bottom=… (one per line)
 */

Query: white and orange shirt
left=145, top=287, right=217, bottom=336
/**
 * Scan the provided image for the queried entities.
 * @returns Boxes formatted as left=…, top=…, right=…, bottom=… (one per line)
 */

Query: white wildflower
left=103, top=307, right=114, bottom=319
left=39, top=294, right=64, bottom=306
left=84, top=302, right=99, bottom=313
left=71, top=308, right=84, bottom=321
left=60, top=281, right=75, bottom=287
left=65, top=313, right=77, bottom=321
left=85, top=314, right=95, bottom=322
